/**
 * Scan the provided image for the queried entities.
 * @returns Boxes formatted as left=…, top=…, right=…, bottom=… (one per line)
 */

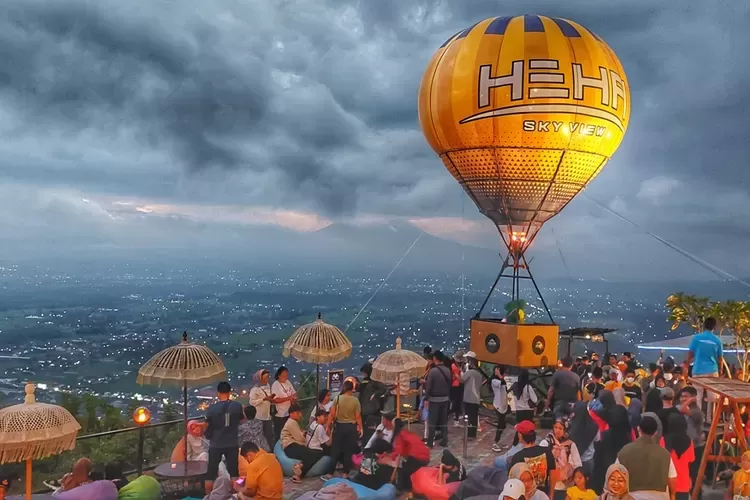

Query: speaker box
left=470, top=318, right=559, bottom=367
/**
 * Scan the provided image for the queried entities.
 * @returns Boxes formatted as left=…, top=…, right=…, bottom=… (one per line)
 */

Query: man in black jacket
left=359, top=362, right=387, bottom=446
left=425, top=351, right=452, bottom=448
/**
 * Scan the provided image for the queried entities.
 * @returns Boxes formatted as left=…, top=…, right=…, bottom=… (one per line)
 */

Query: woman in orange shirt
left=660, top=414, right=694, bottom=500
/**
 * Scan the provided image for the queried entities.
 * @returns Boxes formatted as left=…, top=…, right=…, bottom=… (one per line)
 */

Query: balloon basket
left=469, top=319, right=559, bottom=368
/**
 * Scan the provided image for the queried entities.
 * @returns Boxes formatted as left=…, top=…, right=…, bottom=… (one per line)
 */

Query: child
left=437, top=449, right=467, bottom=485
left=728, top=450, right=750, bottom=500
left=0, top=475, right=10, bottom=500
left=565, top=467, right=596, bottom=500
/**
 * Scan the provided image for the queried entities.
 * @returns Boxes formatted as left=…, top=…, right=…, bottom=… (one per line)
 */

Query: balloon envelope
left=418, top=15, right=630, bottom=234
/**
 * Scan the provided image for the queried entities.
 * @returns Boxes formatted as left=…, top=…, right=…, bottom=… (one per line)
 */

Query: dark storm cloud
left=0, top=0, right=749, bottom=276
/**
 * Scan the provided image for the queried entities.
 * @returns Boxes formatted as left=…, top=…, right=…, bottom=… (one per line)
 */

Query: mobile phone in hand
left=236, top=478, right=245, bottom=486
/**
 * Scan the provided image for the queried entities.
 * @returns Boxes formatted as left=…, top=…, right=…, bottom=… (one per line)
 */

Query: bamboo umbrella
left=371, top=338, right=427, bottom=417
left=137, top=331, right=226, bottom=476
left=283, top=312, right=352, bottom=390
left=0, top=382, right=81, bottom=500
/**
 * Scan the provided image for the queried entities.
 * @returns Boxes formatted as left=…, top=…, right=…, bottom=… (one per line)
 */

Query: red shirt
left=392, top=430, right=430, bottom=463
left=660, top=437, right=695, bottom=493
left=451, top=364, right=461, bottom=388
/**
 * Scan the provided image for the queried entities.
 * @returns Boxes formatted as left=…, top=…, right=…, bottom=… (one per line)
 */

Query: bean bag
left=322, top=478, right=397, bottom=500
left=295, top=481, right=358, bottom=500
left=53, top=480, right=118, bottom=500
left=117, top=475, right=161, bottom=500
left=273, top=440, right=332, bottom=477
left=410, top=467, right=461, bottom=500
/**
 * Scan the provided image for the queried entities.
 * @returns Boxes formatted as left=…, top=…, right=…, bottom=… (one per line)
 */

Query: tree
left=719, top=301, right=750, bottom=381
left=666, top=293, right=710, bottom=332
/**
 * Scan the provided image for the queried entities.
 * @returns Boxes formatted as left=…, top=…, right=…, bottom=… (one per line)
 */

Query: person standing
left=547, top=357, right=581, bottom=419
left=676, top=387, right=704, bottom=500
left=462, top=351, right=484, bottom=440
left=617, top=416, right=677, bottom=500
left=323, top=380, right=363, bottom=481
left=359, top=362, right=387, bottom=446
left=425, top=350, right=452, bottom=448
left=204, top=381, right=243, bottom=494
left=249, top=369, right=276, bottom=450
left=685, top=317, right=723, bottom=420
left=450, top=351, right=466, bottom=427
left=271, top=366, right=296, bottom=443
left=661, top=414, right=695, bottom=500
left=509, top=420, right=557, bottom=499
left=492, top=365, right=509, bottom=452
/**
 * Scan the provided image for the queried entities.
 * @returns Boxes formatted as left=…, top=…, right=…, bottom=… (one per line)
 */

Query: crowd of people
left=4, top=317, right=742, bottom=500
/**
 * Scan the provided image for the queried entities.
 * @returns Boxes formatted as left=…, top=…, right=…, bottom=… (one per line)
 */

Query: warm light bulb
left=133, top=406, right=151, bottom=425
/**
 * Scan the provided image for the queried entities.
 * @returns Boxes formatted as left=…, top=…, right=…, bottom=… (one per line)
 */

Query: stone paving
left=283, top=415, right=511, bottom=499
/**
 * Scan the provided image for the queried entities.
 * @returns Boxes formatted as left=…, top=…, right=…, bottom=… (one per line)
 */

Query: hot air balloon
left=418, top=15, right=630, bottom=367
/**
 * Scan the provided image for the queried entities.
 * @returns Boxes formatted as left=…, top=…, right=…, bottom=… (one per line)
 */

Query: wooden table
left=689, top=376, right=750, bottom=500
left=153, top=460, right=208, bottom=479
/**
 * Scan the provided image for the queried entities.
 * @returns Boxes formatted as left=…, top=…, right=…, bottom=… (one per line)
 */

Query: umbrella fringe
left=0, top=433, right=77, bottom=463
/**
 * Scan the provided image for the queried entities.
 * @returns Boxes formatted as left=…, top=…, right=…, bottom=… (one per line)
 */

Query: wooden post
left=25, top=459, right=31, bottom=500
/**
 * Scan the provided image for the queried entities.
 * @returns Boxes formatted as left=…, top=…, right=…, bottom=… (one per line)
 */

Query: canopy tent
left=560, top=327, right=616, bottom=357
left=637, top=333, right=739, bottom=352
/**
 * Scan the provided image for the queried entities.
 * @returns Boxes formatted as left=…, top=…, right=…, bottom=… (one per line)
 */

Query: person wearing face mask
left=621, top=370, right=642, bottom=403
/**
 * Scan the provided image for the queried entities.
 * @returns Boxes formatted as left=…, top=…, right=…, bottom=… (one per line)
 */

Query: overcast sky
left=0, top=0, right=748, bottom=281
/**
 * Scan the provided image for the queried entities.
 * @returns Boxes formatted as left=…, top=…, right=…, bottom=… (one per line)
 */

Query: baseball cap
left=288, top=403, right=302, bottom=414
left=660, top=387, right=675, bottom=400
left=515, top=420, right=536, bottom=434
left=465, top=351, right=477, bottom=359
left=500, top=478, right=525, bottom=500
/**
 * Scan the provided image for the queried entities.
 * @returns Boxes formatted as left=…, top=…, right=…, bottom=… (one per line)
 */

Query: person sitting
left=309, top=389, right=333, bottom=426
left=509, top=421, right=556, bottom=499
left=364, top=411, right=396, bottom=449
left=352, top=439, right=396, bottom=491
left=501, top=478, right=528, bottom=500
left=172, top=420, right=210, bottom=463
left=728, top=450, right=750, bottom=500
left=307, top=409, right=332, bottom=454
left=60, top=458, right=93, bottom=492
left=234, top=441, right=283, bottom=500
left=437, top=449, right=466, bottom=485
left=239, top=405, right=270, bottom=452
left=509, top=463, right=550, bottom=500
left=103, top=462, right=128, bottom=491
left=281, top=403, right=323, bottom=483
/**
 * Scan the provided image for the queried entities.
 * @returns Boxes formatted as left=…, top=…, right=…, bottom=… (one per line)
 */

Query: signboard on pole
left=327, top=369, right=344, bottom=394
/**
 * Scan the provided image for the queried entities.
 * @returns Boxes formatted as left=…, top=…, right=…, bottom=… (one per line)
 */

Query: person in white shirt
left=308, top=389, right=333, bottom=426
left=491, top=365, right=509, bottom=452
left=271, top=366, right=297, bottom=443
left=307, top=409, right=331, bottom=454
left=248, top=369, right=275, bottom=450
left=364, top=411, right=396, bottom=450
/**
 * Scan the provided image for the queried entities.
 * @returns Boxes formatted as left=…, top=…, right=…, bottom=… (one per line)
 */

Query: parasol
left=0, top=383, right=81, bottom=500
left=371, top=338, right=427, bottom=417
left=137, top=332, right=226, bottom=475
left=283, top=312, right=352, bottom=390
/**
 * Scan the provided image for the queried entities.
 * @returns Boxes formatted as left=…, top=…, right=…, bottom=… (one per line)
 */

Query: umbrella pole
left=183, top=381, right=188, bottom=477
left=396, top=373, right=402, bottom=419
left=316, top=364, right=320, bottom=393
left=25, top=458, right=31, bottom=500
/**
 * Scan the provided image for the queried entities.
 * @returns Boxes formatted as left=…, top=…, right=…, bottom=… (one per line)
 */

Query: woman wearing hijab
left=544, top=417, right=582, bottom=500
left=203, top=476, right=234, bottom=500
left=596, top=464, right=633, bottom=500
left=661, top=414, right=694, bottom=500
left=568, top=401, right=598, bottom=477
left=626, top=398, right=642, bottom=434
left=644, top=387, right=663, bottom=414
left=248, top=369, right=275, bottom=448
left=171, top=420, right=209, bottom=462
left=591, top=405, right=632, bottom=494
left=509, top=462, right=550, bottom=500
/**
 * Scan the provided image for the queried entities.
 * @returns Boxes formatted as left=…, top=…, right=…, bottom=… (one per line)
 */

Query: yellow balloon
left=418, top=15, right=630, bottom=234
